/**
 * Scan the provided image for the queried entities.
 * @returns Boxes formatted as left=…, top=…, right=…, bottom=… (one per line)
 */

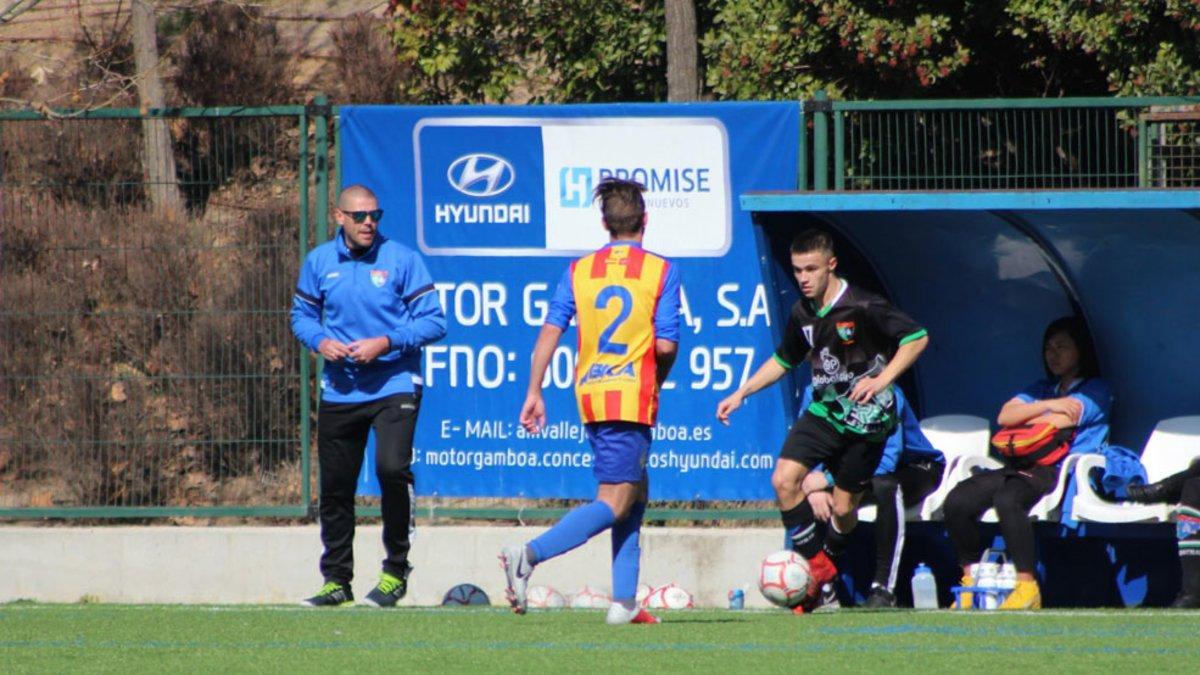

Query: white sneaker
left=605, top=600, right=639, bottom=625
left=606, top=600, right=660, bottom=625
left=499, top=544, right=533, bottom=614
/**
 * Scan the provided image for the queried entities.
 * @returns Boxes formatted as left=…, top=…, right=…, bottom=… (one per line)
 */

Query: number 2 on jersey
left=595, top=285, right=632, bottom=356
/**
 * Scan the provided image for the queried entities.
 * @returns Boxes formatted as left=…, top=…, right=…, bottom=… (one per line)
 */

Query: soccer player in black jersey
left=717, top=229, right=929, bottom=613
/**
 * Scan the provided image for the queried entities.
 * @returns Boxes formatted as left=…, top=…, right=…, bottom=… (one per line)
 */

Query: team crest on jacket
left=836, top=321, right=855, bottom=344
left=370, top=269, right=388, bottom=288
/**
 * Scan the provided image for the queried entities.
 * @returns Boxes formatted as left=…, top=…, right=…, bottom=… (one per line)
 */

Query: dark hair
left=593, top=177, right=646, bottom=236
left=1042, top=316, right=1100, bottom=379
left=790, top=228, right=835, bottom=257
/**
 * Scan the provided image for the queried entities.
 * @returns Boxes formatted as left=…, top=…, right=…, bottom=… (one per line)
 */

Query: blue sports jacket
left=291, top=229, right=447, bottom=403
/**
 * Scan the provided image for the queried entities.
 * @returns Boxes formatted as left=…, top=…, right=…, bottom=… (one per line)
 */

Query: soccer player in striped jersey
left=716, top=229, right=929, bottom=614
left=501, top=177, right=681, bottom=625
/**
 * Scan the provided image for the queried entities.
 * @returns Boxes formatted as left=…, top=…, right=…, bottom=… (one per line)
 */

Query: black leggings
left=1149, top=460, right=1200, bottom=504
left=863, top=461, right=943, bottom=590
left=943, top=465, right=1057, bottom=573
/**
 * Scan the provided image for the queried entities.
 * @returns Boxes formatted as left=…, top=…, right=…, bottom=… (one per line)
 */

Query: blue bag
left=1088, top=444, right=1148, bottom=500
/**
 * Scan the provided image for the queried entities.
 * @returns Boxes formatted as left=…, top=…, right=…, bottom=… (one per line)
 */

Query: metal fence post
left=313, top=94, right=330, bottom=246
left=811, top=91, right=830, bottom=190
left=298, top=103, right=311, bottom=515
left=307, top=94, right=331, bottom=518
left=833, top=108, right=845, bottom=191
left=797, top=102, right=808, bottom=191
left=1137, top=116, right=1149, bottom=188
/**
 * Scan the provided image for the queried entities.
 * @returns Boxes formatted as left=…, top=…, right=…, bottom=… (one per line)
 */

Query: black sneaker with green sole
left=301, top=581, right=354, bottom=607
left=363, top=567, right=411, bottom=608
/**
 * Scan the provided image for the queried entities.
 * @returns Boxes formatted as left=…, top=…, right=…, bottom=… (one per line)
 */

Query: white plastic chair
left=912, top=415, right=991, bottom=520
left=1071, top=416, right=1200, bottom=523
left=946, top=453, right=1079, bottom=523
left=1028, top=454, right=1085, bottom=521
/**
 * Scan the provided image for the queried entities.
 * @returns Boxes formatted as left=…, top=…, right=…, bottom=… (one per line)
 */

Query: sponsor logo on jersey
left=579, top=362, right=636, bottom=385
left=819, top=347, right=840, bottom=375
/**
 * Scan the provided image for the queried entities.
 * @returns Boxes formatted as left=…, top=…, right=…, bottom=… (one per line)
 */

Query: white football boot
left=499, top=544, right=533, bottom=614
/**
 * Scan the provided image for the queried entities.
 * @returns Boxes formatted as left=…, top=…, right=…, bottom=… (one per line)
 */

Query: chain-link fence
left=1144, top=108, right=1200, bottom=188
left=0, top=104, right=326, bottom=517
left=807, top=97, right=1200, bottom=191
left=3, top=96, right=1196, bottom=521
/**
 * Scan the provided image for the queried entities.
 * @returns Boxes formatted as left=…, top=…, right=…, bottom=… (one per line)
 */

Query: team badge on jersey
left=836, top=321, right=856, bottom=344
left=370, top=269, right=389, bottom=288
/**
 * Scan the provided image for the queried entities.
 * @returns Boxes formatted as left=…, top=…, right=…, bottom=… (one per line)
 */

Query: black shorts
left=779, top=411, right=887, bottom=494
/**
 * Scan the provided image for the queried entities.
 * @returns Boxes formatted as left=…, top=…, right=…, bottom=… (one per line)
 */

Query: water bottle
left=911, top=562, right=938, bottom=609
left=996, top=563, right=1017, bottom=605
left=975, top=562, right=999, bottom=610
left=728, top=588, right=745, bottom=610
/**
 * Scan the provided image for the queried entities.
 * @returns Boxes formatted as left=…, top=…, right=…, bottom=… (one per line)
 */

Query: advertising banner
left=339, top=102, right=799, bottom=500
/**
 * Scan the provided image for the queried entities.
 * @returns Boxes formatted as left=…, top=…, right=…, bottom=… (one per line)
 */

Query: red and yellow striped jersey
left=570, top=244, right=671, bottom=425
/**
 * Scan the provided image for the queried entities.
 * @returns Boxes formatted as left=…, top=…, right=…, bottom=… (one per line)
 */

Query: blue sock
left=611, top=501, right=645, bottom=601
left=528, top=500, right=616, bottom=564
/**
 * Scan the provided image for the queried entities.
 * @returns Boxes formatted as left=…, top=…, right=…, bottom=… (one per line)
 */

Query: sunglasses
left=341, top=209, right=383, bottom=223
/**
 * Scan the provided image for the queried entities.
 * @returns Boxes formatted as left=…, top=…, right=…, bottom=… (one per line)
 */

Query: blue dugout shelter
left=741, top=189, right=1200, bottom=607
left=741, top=189, right=1200, bottom=450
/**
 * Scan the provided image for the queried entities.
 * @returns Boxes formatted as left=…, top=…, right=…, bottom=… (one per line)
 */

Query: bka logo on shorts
left=370, top=270, right=388, bottom=288
left=836, top=321, right=855, bottom=344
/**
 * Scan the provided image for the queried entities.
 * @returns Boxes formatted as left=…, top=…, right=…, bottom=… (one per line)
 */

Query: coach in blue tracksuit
left=291, top=184, right=446, bottom=608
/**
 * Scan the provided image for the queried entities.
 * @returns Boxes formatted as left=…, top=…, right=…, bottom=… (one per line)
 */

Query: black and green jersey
left=774, top=280, right=927, bottom=437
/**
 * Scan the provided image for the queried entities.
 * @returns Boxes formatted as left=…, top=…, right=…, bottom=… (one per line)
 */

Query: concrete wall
left=0, top=526, right=782, bottom=608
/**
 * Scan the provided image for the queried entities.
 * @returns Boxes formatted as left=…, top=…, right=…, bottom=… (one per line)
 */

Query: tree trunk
left=665, top=0, right=699, bottom=101
left=131, top=0, right=183, bottom=215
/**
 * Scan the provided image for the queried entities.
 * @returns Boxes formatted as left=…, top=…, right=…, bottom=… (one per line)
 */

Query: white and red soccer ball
left=569, top=585, right=612, bottom=609
left=441, top=583, right=490, bottom=606
left=526, top=585, right=567, bottom=609
left=758, top=550, right=811, bottom=608
left=643, top=583, right=694, bottom=609
left=635, top=583, right=653, bottom=607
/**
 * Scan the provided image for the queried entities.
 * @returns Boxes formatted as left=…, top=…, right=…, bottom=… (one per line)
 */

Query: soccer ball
left=526, top=585, right=567, bottom=609
left=758, top=550, right=810, bottom=608
left=635, top=583, right=653, bottom=607
left=644, top=583, right=694, bottom=609
left=441, top=583, right=490, bottom=606
left=569, top=585, right=612, bottom=609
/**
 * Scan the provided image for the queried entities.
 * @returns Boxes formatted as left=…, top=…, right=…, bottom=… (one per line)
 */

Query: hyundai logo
left=447, top=153, right=516, bottom=197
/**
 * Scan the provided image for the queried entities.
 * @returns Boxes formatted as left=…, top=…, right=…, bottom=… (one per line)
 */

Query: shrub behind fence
left=0, top=106, right=319, bottom=517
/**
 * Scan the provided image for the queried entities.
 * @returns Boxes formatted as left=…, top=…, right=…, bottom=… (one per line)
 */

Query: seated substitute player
left=716, top=228, right=929, bottom=614
left=501, top=177, right=681, bottom=626
left=943, top=316, right=1111, bottom=610
left=1119, top=458, right=1200, bottom=608
left=800, top=384, right=945, bottom=608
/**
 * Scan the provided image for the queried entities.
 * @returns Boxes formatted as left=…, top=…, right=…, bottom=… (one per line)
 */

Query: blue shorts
left=586, top=421, right=651, bottom=484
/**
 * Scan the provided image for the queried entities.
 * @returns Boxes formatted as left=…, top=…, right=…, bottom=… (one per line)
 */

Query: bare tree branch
left=1, top=0, right=44, bottom=24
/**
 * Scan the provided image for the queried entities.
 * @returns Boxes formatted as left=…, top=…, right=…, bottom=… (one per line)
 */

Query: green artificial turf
left=2, top=603, right=1197, bottom=673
